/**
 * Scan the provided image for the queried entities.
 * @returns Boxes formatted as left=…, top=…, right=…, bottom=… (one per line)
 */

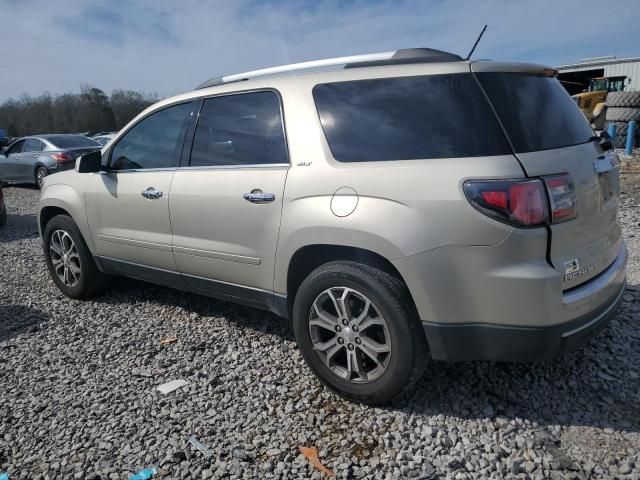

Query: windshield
left=476, top=73, right=594, bottom=153
left=589, top=78, right=608, bottom=92
left=47, top=135, right=100, bottom=149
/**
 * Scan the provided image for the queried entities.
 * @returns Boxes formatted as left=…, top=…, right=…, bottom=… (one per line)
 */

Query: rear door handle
left=32, top=154, right=39, bottom=158
left=243, top=191, right=275, bottom=204
left=141, top=187, right=163, bottom=199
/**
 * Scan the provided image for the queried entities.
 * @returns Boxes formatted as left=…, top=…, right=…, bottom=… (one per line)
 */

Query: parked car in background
left=92, top=134, right=116, bottom=146
left=0, top=178, right=7, bottom=227
left=0, top=128, right=9, bottom=148
left=37, top=48, right=626, bottom=404
left=0, top=134, right=100, bottom=188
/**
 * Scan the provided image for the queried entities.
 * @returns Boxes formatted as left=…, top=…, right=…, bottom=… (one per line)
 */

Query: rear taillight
left=51, top=153, right=74, bottom=164
left=543, top=173, right=577, bottom=223
left=464, top=179, right=549, bottom=227
left=464, top=174, right=577, bottom=228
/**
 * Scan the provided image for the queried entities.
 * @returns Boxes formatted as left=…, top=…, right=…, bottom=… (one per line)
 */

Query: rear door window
left=312, top=74, right=511, bottom=162
left=22, top=139, right=44, bottom=152
left=476, top=73, right=594, bottom=152
left=189, top=91, right=287, bottom=167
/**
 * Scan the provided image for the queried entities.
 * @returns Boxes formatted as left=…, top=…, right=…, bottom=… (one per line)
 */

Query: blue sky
left=0, top=0, right=638, bottom=101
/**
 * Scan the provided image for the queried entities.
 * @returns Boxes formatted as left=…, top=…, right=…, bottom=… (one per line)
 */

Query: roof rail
left=195, top=48, right=463, bottom=89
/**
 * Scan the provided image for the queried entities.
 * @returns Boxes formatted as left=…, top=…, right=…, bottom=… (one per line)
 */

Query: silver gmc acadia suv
left=37, top=48, right=627, bottom=404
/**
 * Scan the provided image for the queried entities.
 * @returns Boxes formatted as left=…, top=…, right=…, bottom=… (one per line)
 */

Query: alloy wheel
left=309, top=286, right=391, bottom=383
left=49, top=230, right=81, bottom=287
left=36, top=167, right=47, bottom=187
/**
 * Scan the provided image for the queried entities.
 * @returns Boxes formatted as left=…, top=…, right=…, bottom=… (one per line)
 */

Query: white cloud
left=0, top=0, right=638, bottom=102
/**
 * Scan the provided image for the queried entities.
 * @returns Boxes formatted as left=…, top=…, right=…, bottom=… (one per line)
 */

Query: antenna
left=465, top=24, right=487, bottom=60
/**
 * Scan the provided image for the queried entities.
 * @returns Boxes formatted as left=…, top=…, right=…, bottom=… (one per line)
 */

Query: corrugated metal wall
left=557, top=61, right=640, bottom=91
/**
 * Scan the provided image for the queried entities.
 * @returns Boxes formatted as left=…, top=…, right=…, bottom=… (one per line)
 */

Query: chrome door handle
left=32, top=154, right=39, bottom=158
left=141, top=187, right=163, bottom=199
left=243, top=191, right=275, bottom=204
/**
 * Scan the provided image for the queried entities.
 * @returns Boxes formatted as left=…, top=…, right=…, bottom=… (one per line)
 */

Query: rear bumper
left=421, top=242, right=628, bottom=362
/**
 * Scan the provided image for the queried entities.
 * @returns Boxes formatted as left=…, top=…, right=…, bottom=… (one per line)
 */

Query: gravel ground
left=1, top=157, right=639, bottom=480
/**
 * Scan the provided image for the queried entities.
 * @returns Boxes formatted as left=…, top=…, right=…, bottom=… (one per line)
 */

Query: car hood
left=43, top=168, right=80, bottom=186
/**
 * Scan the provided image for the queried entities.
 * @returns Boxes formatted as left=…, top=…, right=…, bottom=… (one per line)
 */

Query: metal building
left=555, top=56, right=640, bottom=95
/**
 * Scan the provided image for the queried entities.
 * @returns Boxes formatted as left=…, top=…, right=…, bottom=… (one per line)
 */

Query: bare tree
left=0, top=86, right=158, bottom=137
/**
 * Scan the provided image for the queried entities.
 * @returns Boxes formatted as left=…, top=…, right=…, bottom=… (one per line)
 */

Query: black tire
left=613, top=134, right=628, bottom=149
left=292, top=261, right=428, bottom=405
left=0, top=206, right=6, bottom=227
left=607, top=91, right=640, bottom=108
left=35, top=166, right=48, bottom=189
left=605, top=107, right=640, bottom=122
left=43, top=214, right=109, bottom=299
left=607, top=120, right=639, bottom=149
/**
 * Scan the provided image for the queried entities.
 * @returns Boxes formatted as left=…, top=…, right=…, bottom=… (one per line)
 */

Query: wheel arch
left=38, top=185, right=95, bottom=252
left=284, top=244, right=420, bottom=320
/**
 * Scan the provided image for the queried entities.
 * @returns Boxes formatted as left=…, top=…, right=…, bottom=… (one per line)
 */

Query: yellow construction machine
left=573, top=76, right=627, bottom=129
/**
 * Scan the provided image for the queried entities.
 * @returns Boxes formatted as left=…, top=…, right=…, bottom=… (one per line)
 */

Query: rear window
left=47, top=135, right=100, bottom=149
left=312, top=74, right=511, bottom=162
left=476, top=73, right=594, bottom=152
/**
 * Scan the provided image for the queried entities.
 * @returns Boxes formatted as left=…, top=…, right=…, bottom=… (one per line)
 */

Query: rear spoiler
left=470, top=60, right=558, bottom=77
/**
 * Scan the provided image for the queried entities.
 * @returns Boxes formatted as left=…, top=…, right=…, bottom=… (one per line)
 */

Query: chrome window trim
left=98, top=167, right=178, bottom=174
left=101, top=163, right=290, bottom=174
left=179, top=163, right=289, bottom=171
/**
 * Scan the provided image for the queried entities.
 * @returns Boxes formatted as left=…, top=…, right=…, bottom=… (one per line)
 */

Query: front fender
left=38, top=183, right=94, bottom=252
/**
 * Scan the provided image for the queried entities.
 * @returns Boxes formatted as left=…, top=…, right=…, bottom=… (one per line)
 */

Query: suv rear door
left=85, top=101, right=195, bottom=273
left=169, top=90, right=288, bottom=304
left=474, top=65, right=621, bottom=290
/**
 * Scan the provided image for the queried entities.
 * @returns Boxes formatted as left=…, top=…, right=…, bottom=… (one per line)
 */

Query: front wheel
left=292, top=261, right=428, bottom=405
left=43, top=214, right=109, bottom=298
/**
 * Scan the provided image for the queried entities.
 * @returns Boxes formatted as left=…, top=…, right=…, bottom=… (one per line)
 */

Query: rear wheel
left=292, top=261, right=428, bottom=405
left=43, top=214, right=109, bottom=298
left=35, top=166, right=48, bottom=188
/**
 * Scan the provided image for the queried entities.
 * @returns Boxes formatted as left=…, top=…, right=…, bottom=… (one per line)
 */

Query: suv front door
left=169, top=91, right=289, bottom=304
left=85, top=101, right=195, bottom=274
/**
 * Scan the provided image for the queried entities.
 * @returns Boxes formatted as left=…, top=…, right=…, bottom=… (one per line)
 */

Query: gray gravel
left=1, top=165, right=639, bottom=479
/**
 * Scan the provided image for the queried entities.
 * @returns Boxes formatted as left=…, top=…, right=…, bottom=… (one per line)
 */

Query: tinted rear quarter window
left=313, top=74, right=511, bottom=162
left=476, top=73, right=594, bottom=152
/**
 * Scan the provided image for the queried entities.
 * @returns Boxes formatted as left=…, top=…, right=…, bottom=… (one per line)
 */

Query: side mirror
left=598, top=130, right=613, bottom=151
left=76, top=150, right=103, bottom=173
